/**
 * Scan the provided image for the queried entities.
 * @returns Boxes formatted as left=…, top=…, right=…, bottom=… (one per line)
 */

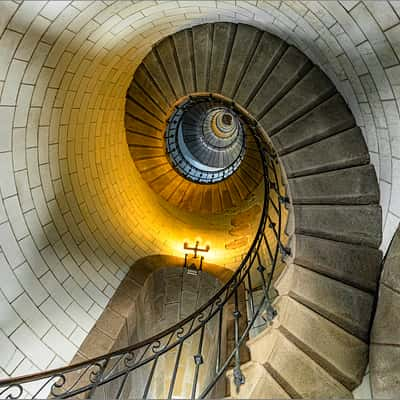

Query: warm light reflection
left=115, top=150, right=267, bottom=273
left=167, top=235, right=235, bottom=268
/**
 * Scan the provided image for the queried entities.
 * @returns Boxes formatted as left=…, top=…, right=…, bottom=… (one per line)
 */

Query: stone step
left=127, top=81, right=167, bottom=121
left=212, top=186, right=224, bottom=214
left=241, top=159, right=263, bottom=182
left=200, top=188, right=221, bottom=214
left=294, top=204, right=382, bottom=248
left=126, top=131, right=163, bottom=148
left=192, top=24, right=213, bottom=92
left=281, top=127, right=370, bottom=178
left=135, top=157, right=169, bottom=173
left=150, top=170, right=177, bottom=195
left=128, top=145, right=164, bottom=160
left=209, top=22, right=236, bottom=93
left=247, top=327, right=352, bottom=398
left=271, top=93, right=355, bottom=155
left=221, top=24, right=261, bottom=99
left=180, top=185, right=198, bottom=211
left=156, top=36, right=185, bottom=99
left=275, top=264, right=374, bottom=341
left=295, top=234, right=382, bottom=292
left=145, top=166, right=259, bottom=212
left=234, top=31, right=286, bottom=107
left=275, top=296, right=368, bottom=389
left=172, top=29, right=196, bottom=94
left=219, top=182, right=235, bottom=210
left=235, top=167, right=259, bottom=194
left=224, top=177, right=242, bottom=206
left=243, top=146, right=261, bottom=161
left=168, top=179, right=191, bottom=206
left=200, top=187, right=213, bottom=214
left=230, top=174, right=251, bottom=202
left=227, top=361, right=290, bottom=399
left=125, top=115, right=162, bottom=139
left=260, top=67, right=336, bottom=135
left=247, top=46, right=311, bottom=118
left=133, top=65, right=170, bottom=112
left=289, top=164, right=379, bottom=205
left=126, top=98, right=165, bottom=130
left=143, top=51, right=176, bottom=105
left=183, top=113, right=203, bottom=128
left=141, top=163, right=173, bottom=183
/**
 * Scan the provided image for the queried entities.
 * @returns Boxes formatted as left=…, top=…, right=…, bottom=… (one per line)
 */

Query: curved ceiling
left=0, top=0, right=398, bottom=390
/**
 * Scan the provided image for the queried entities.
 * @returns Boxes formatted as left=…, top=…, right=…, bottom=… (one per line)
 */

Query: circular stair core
left=165, top=98, right=246, bottom=184
left=125, top=91, right=264, bottom=215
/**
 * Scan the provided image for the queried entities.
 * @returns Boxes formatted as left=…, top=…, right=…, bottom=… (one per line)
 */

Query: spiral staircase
left=0, top=22, right=383, bottom=399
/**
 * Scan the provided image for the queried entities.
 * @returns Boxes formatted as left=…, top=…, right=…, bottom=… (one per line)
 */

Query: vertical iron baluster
left=191, top=324, right=205, bottom=400
left=233, top=282, right=244, bottom=394
left=215, top=305, right=223, bottom=374
left=259, top=241, right=278, bottom=323
left=167, top=342, right=183, bottom=399
left=116, top=372, right=129, bottom=399
left=246, top=272, right=255, bottom=322
left=142, top=357, right=158, bottom=399
left=256, top=252, right=268, bottom=299
left=263, top=233, right=274, bottom=263
left=268, top=217, right=290, bottom=258
left=267, top=157, right=287, bottom=298
left=258, top=250, right=277, bottom=321
left=256, top=251, right=276, bottom=324
left=269, top=196, right=279, bottom=214
left=267, top=216, right=278, bottom=238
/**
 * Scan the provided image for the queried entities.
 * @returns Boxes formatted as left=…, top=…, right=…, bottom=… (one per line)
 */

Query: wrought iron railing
left=0, top=95, right=289, bottom=400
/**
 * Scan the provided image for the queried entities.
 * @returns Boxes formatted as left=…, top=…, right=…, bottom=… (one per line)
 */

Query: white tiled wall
left=0, top=1, right=399, bottom=396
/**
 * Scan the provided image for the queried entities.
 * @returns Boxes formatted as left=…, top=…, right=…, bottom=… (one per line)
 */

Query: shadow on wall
left=68, top=255, right=232, bottom=363
left=131, top=266, right=222, bottom=399
left=66, top=254, right=233, bottom=399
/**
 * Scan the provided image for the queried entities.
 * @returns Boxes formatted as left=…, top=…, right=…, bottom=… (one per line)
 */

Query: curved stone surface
left=0, top=3, right=396, bottom=399
left=132, top=267, right=222, bottom=399
left=124, top=21, right=384, bottom=399
left=370, top=224, right=400, bottom=398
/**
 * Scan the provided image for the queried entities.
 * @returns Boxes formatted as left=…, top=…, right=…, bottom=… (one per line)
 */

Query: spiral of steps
left=125, top=22, right=382, bottom=398
left=171, top=100, right=245, bottom=178
left=126, top=91, right=263, bottom=215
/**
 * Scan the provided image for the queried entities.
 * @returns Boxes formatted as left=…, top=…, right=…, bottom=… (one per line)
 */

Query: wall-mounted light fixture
left=183, top=241, right=210, bottom=275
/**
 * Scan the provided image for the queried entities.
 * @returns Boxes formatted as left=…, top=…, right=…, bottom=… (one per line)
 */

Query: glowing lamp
left=183, top=241, right=210, bottom=275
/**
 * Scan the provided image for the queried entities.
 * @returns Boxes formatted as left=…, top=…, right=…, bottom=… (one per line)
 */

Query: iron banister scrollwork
left=0, top=95, right=289, bottom=400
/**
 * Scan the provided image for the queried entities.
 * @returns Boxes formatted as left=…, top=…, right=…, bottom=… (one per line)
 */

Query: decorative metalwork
left=0, top=94, right=290, bottom=400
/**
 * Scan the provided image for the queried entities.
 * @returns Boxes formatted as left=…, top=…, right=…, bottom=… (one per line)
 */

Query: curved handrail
left=0, top=95, right=289, bottom=400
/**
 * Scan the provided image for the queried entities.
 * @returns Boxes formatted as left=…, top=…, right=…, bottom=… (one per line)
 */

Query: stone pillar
left=370, top=224, right=400, bottom=398
left=130, top=267, right=222, bottom=399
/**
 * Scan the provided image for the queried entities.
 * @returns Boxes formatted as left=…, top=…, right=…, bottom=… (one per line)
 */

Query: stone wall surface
left=132, top=266, right=222, bottom=399
left=0, top=1, right=399, bottom=396
left=71, top=255, right=226, bottom=400
left=370, top=224, right=400, bottom=398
